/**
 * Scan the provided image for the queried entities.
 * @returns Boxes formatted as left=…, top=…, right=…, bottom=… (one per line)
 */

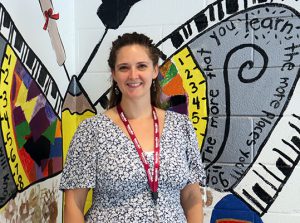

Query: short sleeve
left=184, top=117, right=206, bottom=186
left=59, top=118, right=98, bottom=190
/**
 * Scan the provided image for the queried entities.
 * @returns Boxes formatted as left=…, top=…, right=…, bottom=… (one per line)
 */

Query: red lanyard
left=117, top=104, right=160, bottom=205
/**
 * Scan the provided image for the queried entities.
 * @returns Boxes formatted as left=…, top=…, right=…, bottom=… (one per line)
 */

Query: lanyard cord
left=116, top=104, right=160, bottom=205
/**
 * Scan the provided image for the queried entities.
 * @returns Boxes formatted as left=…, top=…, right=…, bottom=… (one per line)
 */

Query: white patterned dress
left=59, top=110, right=206, bottom=223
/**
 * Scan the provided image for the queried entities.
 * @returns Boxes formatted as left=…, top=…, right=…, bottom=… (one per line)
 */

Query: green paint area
left=160, top=63, right=178, bottom=87
left=43, top=119, right=57, bottom=144
left=15, top=121, right=30, bottom=148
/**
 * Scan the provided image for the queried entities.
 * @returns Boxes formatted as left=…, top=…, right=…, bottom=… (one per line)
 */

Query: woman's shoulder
left=156, top=109, right=192, bottom=135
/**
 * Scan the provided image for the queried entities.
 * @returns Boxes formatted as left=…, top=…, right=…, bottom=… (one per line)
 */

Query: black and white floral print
left=60, top=110, right=206, bottom=223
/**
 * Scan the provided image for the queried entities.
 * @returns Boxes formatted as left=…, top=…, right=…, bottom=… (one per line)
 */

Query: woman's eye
left=138, top=64, right=147, bottom=70
left=118, top=66, right=128, bottom=71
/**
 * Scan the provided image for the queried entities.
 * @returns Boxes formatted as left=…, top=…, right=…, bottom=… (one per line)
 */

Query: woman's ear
left=153, top=65, right=159, bottom=79
left=111, top=70, right=116, bottom=81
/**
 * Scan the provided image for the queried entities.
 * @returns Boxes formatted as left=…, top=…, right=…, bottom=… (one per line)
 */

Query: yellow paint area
left=62, top=109, right=95, bottom=214
left=62, top=110, right=95, bottom=163
left=172, top=47, right=208, bottom=149
left=0, top=45, right=30, bottom=190
left=15, top=82, right=38, bottom=122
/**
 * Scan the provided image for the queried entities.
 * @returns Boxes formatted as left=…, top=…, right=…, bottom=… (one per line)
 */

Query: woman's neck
left=119, top=98, right=153, bottom=120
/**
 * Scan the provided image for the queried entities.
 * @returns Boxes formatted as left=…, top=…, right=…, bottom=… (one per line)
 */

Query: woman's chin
left=122, top=91, right=150, bottom=101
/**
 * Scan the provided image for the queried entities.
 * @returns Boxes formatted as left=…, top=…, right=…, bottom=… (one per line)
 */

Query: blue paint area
left=50, top=138, right=62, bottom=157
left=15, top=60, right=32, bottom=88
left=210, top=194, right=264, bottom=223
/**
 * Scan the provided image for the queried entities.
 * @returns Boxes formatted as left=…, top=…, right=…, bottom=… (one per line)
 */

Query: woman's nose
left=128, top=67, right=138, bottom=78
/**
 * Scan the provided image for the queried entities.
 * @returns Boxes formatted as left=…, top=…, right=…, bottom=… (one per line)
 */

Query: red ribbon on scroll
left=43, top=8, right=59, bottom=30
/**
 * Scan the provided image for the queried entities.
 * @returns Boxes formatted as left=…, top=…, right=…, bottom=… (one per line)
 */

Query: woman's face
left=112, top=44, right=158, bottom=102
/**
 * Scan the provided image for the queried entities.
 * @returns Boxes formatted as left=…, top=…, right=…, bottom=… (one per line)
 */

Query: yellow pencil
left=61, top=75, right=96, bottom=213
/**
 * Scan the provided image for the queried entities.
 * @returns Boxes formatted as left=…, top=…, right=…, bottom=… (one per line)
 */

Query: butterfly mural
left=1, top=0, right=300, bottom=222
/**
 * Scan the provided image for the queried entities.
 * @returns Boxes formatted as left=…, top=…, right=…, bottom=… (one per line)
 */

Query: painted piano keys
left=157, top=1, right=300, bottom=217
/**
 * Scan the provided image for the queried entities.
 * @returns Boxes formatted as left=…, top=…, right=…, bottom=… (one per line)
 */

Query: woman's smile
left=126, top=82, right=143, bottom=88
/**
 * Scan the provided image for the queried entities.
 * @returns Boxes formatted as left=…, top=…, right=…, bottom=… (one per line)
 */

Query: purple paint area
left=13, top=106, right=26, bottom=126
left=40, top=159, right=49, bottom=172
left=35, top=162, right=44, bottom=179
left=11, top=74, right=17, bottom=102
left=40, top=157, right=62, bottom=176
left=169, top=103, right=188, bottom=115
left=29, top=107, right=50, bottom=141
left=27, top=80, right=41, bottom=101
left=45, top=102, right=57, bottom=123
left=51, top=157, right=63, bottom=174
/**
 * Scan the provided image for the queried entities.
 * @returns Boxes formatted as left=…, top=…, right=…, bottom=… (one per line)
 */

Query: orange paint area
left=159, top=60, right=186, bottom=96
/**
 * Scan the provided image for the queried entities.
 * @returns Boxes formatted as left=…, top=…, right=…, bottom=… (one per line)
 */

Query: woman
left=60, top=32, right=206, bottom=222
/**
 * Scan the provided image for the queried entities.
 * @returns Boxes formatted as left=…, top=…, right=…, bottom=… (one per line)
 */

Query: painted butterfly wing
left=0, top=4, right=63, bottom=208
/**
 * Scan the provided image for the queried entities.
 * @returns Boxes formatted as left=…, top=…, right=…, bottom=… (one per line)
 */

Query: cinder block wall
left=0, top=0, right=299, bottom=222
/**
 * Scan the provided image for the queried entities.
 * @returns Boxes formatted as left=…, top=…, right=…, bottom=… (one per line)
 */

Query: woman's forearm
left=181, top=183, right=204, bottom=223
left=184, top=201, right=203, bottom=223
left=64, top=202, right=85, bottom=223
left=63, top=188, right=89, bottom=223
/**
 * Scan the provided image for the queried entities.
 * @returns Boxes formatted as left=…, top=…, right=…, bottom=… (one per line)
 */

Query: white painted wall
left=74, top=0, right=207, bottom=112
left=0, top=0, right=74, bottom=95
